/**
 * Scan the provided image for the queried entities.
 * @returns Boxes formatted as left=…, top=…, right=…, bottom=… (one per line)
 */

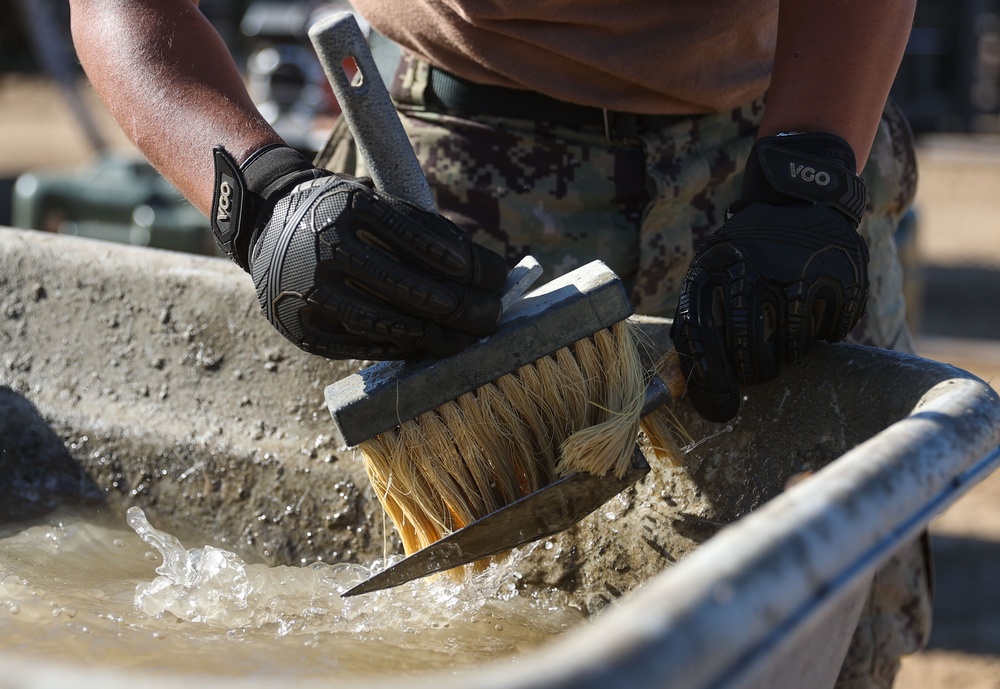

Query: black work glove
left=210, top=144, right=506, bottom=360
left=670, top=133, right=870, bottom=422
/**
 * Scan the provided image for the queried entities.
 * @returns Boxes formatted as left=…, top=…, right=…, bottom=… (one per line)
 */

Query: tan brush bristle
left=638, top=349, right=688, bottom=467
left=557, top=321, right=647, bottom=479
left=358, top=319, right=678, bottom=579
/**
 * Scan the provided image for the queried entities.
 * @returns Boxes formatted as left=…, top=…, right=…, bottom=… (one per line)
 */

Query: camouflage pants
left=317, top=58, right=931, bottom=688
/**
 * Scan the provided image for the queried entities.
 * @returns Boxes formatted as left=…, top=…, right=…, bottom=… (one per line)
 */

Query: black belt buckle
left=603, top=109, right=638, bottom=143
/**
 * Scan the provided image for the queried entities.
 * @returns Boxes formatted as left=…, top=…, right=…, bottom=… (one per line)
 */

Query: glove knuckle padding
left=331, top=181, right=502, bottom=332
left=673, top=132, right=870, bottom=422
left=675, top=203, right=869, bottom=421
left=713, top=203, right=869, bottom=351
left=251, top=175, right=501, bottom=358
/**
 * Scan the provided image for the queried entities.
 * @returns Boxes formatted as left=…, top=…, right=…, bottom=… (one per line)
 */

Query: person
left=69, top=1, right=928, bottom=686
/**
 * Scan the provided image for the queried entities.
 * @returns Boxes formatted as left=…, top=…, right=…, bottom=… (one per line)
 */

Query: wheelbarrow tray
left=1, top=227, right=998, bottom=689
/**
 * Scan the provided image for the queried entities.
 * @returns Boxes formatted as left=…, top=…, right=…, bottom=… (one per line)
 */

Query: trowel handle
left=308, top=12, right=542, bottom=311
left=308, top=13, right=437, bottom=212
left=643, top=374, right=673, bottom=416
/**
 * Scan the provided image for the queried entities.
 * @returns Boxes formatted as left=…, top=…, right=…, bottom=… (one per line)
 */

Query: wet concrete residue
left=2, top=224, right=998, bottom=629
left=0, top=226, right=384, bottom=566
left=0, top=226, right=818, bottom=603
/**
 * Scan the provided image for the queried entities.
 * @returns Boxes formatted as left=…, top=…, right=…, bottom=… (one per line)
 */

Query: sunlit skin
left=69, top=0, right=281, bottom=214
left=759, top=0, right=917, bottom=170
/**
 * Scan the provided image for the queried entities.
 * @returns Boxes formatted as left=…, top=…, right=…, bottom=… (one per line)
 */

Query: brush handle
left=308, top=13, right=436, bottom=212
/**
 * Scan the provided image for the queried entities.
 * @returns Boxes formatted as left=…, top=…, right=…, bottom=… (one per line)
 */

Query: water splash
left=0, top=508, right=585, bottom=677
left=126, top=507, right=582, bottom=649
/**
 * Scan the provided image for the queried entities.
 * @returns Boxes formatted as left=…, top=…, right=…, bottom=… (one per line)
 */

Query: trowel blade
left=341, top=449, right=650, bottom=597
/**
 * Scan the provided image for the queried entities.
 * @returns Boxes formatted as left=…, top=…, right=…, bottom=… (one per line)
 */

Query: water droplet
left=113, top=538, right=126, bottom=548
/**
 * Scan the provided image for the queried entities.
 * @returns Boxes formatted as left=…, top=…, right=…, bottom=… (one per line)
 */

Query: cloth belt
left=367, top=29, right=685, bottom=142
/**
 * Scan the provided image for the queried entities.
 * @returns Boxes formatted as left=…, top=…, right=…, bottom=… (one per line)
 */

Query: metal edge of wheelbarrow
left=434, top=347, right=1000, bottom=689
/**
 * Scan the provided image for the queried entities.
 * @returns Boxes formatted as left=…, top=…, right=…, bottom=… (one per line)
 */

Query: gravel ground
left=2, top=74, right=999, bottom=688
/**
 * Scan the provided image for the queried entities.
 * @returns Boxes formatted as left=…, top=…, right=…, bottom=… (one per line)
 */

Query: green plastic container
left=11, top=154, right=215, bottom=255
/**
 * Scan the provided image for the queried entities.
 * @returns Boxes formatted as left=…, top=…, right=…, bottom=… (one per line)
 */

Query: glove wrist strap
left=733, top=132, right=869, bottom=226
left=210, top=144, right=320, bottom=271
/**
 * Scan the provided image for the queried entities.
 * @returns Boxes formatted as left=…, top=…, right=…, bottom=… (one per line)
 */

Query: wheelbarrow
left=0, top=226, right=998, bottom=689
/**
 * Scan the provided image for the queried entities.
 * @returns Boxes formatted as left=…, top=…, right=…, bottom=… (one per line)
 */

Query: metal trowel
left=342, top=451, right=652, bottom=597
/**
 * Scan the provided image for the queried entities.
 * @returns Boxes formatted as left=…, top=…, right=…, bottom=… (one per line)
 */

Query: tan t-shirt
left=350, top=0, right=779, bottom=114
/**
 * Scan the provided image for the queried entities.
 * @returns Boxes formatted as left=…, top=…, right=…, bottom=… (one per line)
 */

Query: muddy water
left=0, top=507, right=585, bottom=679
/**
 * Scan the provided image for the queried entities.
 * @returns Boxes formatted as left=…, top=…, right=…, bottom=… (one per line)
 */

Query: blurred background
left=0, top=1, right=998, bottom=686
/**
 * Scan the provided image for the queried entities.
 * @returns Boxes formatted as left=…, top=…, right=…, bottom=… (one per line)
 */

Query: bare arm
left=760, top=0, right=916, bottom=169
left=68, top=0, right=282, bottom=214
